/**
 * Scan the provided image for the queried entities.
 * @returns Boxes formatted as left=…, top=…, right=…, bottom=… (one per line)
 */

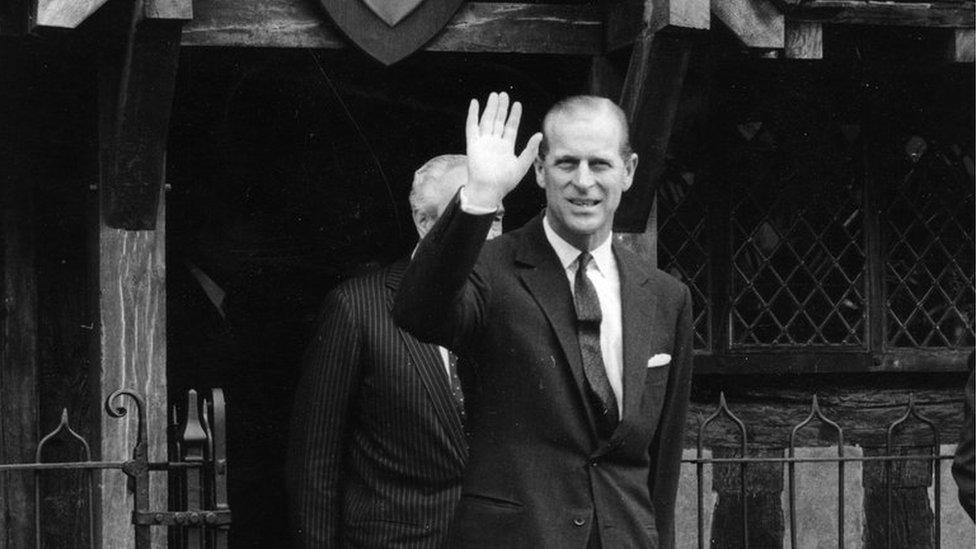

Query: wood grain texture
left=0, top=45, right=37, bottom=548
left=96, top=37, right=169, bottom=547
left=687, top=379, right=967, bottom=448
left=182, top=1, right=603, bottom=54
left=35, top=0, right=109, bottom=28
left=785, top=21, right=823, bottom=59
left=950, top=28, right=975, bottom=62
left=789, top=1, right=975, bottom=28
left=1, top=125, right=38, bottom=549
left=102, top=21, right=182, bottom=229
left=712, top=0, right=785, bottom=49
left=94, top=215, right=168, bottom=549
left=145, top=0, right=192, bottom=20
left=607, top=0, right=709, bottom=51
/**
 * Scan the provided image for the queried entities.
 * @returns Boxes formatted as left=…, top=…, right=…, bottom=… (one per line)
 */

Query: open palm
left=465, top=92, right=542, bottom=207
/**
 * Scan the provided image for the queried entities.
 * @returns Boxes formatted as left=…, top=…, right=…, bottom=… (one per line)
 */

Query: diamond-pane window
left=657, top=169, right=709, bottom=350
left=885, top=145, right=975, bottom=348
left=729, top=157, right=866, bottom=348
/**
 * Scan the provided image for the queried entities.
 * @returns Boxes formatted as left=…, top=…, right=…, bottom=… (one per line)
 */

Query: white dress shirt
left=542, top=216, right=624, bottom=416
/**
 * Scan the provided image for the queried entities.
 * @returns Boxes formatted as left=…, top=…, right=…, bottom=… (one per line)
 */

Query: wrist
left=461, top=183, right=502, bottom=211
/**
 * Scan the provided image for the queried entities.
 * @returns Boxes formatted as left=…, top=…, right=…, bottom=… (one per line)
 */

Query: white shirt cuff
left=458, top=187, right=499, bottom=215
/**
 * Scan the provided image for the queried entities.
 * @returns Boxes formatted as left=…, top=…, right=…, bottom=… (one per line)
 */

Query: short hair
left=537, top=95, right=633, bottom=159
left=409, top=154, right=467, bottom=216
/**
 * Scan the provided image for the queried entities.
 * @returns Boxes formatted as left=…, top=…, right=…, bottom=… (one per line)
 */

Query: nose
left=573, top=164, right=596, bottom=189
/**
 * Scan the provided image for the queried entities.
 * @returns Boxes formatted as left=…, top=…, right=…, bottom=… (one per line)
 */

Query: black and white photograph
left=0, top=0, right=973, bottom=547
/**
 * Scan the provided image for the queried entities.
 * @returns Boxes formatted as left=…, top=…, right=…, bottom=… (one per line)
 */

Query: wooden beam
left=0, top=46, right=38, bottom=546
left=102, top=20, right=182, bottom=229
left=182, top=1, right=603, bottom=54
left=145, top=0, right=192, bottom=20
left=35, top=0, right=190, bottom=28
left=613, top=28, right=694, bottom=238
left=93, top=20, right=176, bottom=548
left=607, top=0, right=710, bottom=51
left=712, top=0, right=785, bottom=49
left=789, top=1, right=975, bottom=28
left=36, top=0, right=110, bottom=29
left=949, top=28, right=975, bottom=63
left=785, top=21, right=823, bottom=59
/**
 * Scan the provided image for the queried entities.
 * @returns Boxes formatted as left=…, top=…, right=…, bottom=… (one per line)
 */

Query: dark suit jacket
left=287, top=258, right=468, bottom=548
left=394, top=197, right=694, bottom=549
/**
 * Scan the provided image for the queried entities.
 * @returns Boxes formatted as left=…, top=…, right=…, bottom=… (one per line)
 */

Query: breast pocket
left=645, top=362, right=670, bottom=387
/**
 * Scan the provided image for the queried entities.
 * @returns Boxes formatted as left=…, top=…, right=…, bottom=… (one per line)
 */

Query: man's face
left=534, top=109, right=637, bottom=251
left=415, top=165, right=504, bottom=240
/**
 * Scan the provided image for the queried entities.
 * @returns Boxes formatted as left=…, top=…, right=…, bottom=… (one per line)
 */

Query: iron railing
left=0, top=388, right=230, bottom=549
left=688, top=392, right=957, bottom=548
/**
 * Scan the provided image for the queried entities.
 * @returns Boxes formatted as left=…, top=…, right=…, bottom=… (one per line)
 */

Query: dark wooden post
left=92, top=14, right=182, bottom=546
left=604, top=0, right=705, bottom=264
left=0, top=43, right=38, bottom=549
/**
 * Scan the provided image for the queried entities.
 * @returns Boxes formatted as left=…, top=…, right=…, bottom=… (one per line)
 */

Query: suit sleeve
left=287, top=287, right=362, bottom=548
left=648, top=284, right=694, bottom=549
left=393, top=191, right=495, bottom=353
left=953, top=353, right=975, bottom=521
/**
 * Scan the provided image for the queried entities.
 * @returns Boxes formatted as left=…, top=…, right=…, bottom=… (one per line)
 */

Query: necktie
left=573, top=252, right=618, bottom=436
left=447, top=351, right=466, bottom=423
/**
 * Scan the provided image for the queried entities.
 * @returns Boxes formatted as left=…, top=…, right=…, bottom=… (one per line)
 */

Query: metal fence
left=687, top=392, right=957, bottom=549
left=0, top=388, right=230, bottom=549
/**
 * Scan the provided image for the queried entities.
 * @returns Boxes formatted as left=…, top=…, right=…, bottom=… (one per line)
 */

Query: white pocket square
left=646, top=354, right=671, bottom=368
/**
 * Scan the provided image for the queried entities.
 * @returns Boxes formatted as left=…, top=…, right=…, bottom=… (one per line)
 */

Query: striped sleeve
left=287, top=286, right=362, bottom=548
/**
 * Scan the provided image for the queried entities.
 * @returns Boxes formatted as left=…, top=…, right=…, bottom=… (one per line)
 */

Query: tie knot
left=577, top=252, right=593, bottom=271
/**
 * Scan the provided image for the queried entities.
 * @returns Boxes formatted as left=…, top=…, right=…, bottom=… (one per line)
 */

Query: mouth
left=567, top=198, right=601, bottom=208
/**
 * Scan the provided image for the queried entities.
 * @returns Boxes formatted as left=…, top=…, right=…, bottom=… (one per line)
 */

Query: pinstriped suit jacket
left=287, top=258, right=467, bottom=548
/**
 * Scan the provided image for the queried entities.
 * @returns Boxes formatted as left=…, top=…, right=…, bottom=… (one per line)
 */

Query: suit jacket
left=287, top=258, right=468, bottom=548
left=394, top=196, right=694, bottom=549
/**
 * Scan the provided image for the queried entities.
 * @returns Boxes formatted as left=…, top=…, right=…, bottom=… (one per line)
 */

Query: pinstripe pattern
left=287, top=258, right=467, bottom=548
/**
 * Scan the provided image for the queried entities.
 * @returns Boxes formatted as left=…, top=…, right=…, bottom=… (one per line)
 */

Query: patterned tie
left=573, top=252, right=619, bottom=436
left=447, top=351, right=466, bottom=423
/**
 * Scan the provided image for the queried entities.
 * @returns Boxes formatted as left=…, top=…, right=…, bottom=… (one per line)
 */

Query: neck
left=545, top=216, right=611, bottom=253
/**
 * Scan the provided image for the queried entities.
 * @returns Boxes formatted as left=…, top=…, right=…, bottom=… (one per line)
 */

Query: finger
left=503, top=101, right=523, bottom=142
left=479, top=92, right=498, bottom=134
left=465, top=99, right=479, bottom=143
left=493, top=92, right=510, bottom=135
left=515, top=132, right=544, bottom=176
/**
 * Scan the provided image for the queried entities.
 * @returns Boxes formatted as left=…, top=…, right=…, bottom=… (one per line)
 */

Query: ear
left=413, top=210, right=432, bottom=239
left=534, top=156, right=546, bottom=189
left=621, top=153, right=638, bottom=192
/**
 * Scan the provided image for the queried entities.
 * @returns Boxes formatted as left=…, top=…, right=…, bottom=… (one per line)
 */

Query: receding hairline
left=539, top=96, right=632, bottom=158
left=409, top=154, right=467, bottom=215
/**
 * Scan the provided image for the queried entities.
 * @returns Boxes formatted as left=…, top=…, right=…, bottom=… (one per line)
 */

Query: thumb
left=516, top=132, right=543, bottom=175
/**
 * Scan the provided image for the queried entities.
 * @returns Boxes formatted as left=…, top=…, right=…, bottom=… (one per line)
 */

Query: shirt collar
left=542, top=215, right=614, bottom=275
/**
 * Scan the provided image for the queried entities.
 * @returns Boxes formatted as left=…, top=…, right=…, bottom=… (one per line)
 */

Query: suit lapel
left=515, top=216, right=599, bottom=436
left=610, top=242, right=654, bottom=445
left=386, top=260, right=467, bottom=458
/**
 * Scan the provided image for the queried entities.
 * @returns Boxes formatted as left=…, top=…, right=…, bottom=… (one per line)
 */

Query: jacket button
left=572, top=518, right=586, bottom=527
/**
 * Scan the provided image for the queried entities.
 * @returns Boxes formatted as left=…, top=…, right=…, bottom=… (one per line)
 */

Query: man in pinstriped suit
left=287, top=154, right=503, bottom=548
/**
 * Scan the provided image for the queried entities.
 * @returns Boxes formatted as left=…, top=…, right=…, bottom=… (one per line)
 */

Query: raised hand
left=464, top=92, right=542, bottom=208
